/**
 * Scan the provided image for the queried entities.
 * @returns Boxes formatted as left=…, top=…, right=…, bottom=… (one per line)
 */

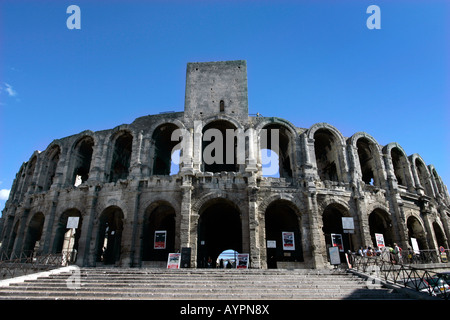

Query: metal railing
left=0, top=251, right=73, bottom=280
left=349, top=253, right=449, bottom=300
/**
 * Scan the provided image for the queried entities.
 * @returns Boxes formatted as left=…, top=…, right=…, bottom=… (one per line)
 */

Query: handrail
left=349, top=253, right=449, bottom=300
left=0, top=251, right=73, bottom=280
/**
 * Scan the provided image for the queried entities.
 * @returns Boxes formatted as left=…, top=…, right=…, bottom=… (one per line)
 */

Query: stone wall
left=1, top=60, right=449, bottom=269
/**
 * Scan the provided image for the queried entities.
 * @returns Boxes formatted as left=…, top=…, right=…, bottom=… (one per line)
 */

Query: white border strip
left=0, top=266, right=78, bottom=287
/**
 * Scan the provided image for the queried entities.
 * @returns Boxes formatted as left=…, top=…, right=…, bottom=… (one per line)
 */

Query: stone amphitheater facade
left=1, top=60, right=449, bottom=269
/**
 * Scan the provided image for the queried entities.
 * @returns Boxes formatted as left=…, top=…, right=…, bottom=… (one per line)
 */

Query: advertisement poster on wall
left=282, top=232, right=295, bottom=251
left=236, top=254, right=249, bottom=269
left=331, top=233, right=344, bottom=252
left=375, top=233, right=385, bottom=248
left=154, top=230, right=167, bottom=249
left=167, top=253, right=181, bottom=269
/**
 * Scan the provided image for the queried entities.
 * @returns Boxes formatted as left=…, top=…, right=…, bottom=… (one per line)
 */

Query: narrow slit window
left=220, top=100, right=225, bottom=112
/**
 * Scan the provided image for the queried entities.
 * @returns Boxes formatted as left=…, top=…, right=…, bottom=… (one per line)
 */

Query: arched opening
left=407, top=216, right=428, bottom=250
left=322, top=204, right=353, bottom=261
left=109, top=131, right=133, bottom=183
left=314, top=129, right=339, bottom=182
left=96, top=206, right=124, bottom=265
left=24, top=212, right=45, bottom=256
left=260, top=124, right=293, bottom=178
left=197, top=199, right=242, bottom=268
left=6, top=219, right=20, bottom=257
left=265, top=200, right=303, bottom=268
left=152, top=123, right=181, bottom=175
left=432, top=222, right=447, bottom=249
left=432, top=169, right=444, bottom=195
left=21, top=156, right=37, bottom=194
left=390, top=147, right=409, bottom=187
left=71, top=136, right=94, bottom=186
left=368, top=209, right=394, bottom=247
left=142, top=203, right=176, bottom=262
left=217, top=249, right=238, bottom=268
left=261, top=149, right=279, bottom=177
left=356, top=138, right=379, bottom=186
left=415, top=158, right=432, bottom=196
left=202, top=120, right=238, bottom=173
left=43, top=146, right=61, bottom=191
left=53, top=209, right=83, bottom=261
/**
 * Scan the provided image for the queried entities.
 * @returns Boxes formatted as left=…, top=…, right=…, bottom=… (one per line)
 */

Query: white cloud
left=4, top=83, right=17, bottom=97
left=0, top=189, right=10, bottom=201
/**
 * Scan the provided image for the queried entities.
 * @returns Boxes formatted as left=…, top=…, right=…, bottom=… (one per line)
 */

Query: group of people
left=357, top=243, right=403, bottom=264
left=206, top=256, right=235, bottom=268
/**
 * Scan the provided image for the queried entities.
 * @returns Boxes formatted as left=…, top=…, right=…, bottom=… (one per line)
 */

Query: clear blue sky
left=0, top=0, right=449, bottom=212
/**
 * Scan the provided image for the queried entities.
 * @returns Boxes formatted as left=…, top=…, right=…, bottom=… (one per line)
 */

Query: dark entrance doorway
left=96, top=206, right=124, bottom=265
left=322, top=204, right=352, bottom=261
left=142, top=203, right=176, bottom=262
left=197, top=199, right=242, bottom=268
left=265, top=200, right=303, bottom=268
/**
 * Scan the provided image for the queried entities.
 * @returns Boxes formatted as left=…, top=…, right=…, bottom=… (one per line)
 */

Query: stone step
left=0, top=267, right=412, bottom=300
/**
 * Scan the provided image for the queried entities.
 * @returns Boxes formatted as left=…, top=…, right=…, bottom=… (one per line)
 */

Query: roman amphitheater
left=1, top=60, right=449, bottom=270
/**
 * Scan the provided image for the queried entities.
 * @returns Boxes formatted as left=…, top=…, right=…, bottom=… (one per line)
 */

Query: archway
left=322, top=204, right=353, bottom=260
left=314, top=128, right=340, bottom=182
left=260, top=124, right=293, bottom=178
left=407, top=216, right=428, bottom=250
left=53, top=209, right=83, bottom=261
left=202, top=120, right=238, bottom=173
left=368, top=209, right=394, bottom=247
left=71, top=136, right=94, bottom=186
left=24, top=212, right=45, bottom=256
left=265, top=200, right=303, bottom=268
left=96, top=206, right=124, bottom=265
left=109, top=131, right=133, bottom=182
left=197, top=199, right=242, bottom=268
left=432, top=222, right=447, bottom=249
left=142, top=203, right=176, bottom=262
left=151, top=123, right=181, bottom=175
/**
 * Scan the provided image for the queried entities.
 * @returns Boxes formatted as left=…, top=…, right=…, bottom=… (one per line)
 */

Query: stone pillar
left=179, top=175, right=194, bottom=266
left=247, top=182, right=261, bottom=268
left=79, top=186, right=99, bottom=267
left=305, top=191, right=325, bottom=269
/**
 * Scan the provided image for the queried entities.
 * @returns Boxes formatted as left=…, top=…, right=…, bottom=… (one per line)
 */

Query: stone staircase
left=0, top=267, right=413, bottom=300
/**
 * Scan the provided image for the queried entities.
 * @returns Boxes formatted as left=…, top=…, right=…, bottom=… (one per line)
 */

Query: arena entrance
left=197, top=199, right=242, bottom=268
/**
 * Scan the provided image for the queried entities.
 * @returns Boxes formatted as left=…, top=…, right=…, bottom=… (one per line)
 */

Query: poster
left=236, top=254, right=249, bottom=269
left=375, top=233, right=385, bottom=248
left=329, top=246, right=341, bottom=265
left=154, top=230, right=167, bottom=249
left=411, top=237, right=420, bottom=255
left=282, top=232, right=295, bottom=251
left=331, top=233, right=344, bottom=252
left=167, top=253, right=181, bottom=269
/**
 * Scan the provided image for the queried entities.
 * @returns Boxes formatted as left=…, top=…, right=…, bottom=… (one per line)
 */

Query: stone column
left=305, top=191, right=325, bottom=269
left=179, top=175, right=194, bottom=266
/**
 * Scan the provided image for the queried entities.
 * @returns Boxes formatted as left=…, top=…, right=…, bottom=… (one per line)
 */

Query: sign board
left=267, top=240, right=276, bottom=248
left=282, top=232, right=295, bottom=251
left=440, top=252, right=448, bottom=263
left=167, top=253, right=181, bottom=269
left=154, top=230, right=167, bottom=249
left=439, top=246, right=445, bottom=253
left=331, top=233, right=344, bottom=252
left=342, top=217, right=354, bottom=231
left=236, top=254, right=249, bottom=269
left=329, top=246, right=341, bottom=265
left=375, top=233, right=385, bottom=248
left=66, top=217, right=79, bottom=229
left=410, top=238, right=420, bottom=255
